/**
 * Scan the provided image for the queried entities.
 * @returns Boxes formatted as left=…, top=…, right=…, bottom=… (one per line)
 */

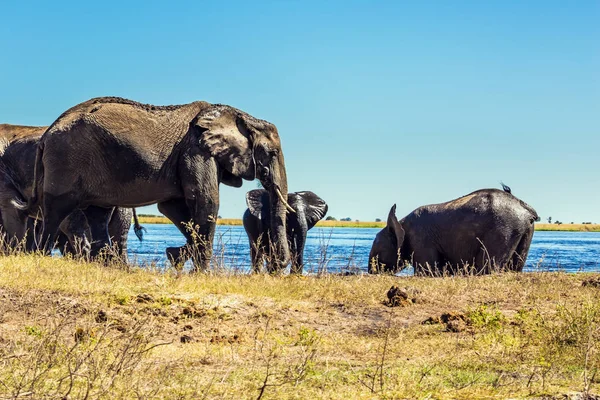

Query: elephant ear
left=387, top=204, right=405, bottom=250
left=196, top=107, right=254, bottom=179
left=296, top=191, right=328, bottom=229
left=246, top=189, right=269, bottom=218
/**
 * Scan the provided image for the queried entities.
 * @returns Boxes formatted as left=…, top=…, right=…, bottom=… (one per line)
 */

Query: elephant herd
left=0, top=96, right=539, bottom=276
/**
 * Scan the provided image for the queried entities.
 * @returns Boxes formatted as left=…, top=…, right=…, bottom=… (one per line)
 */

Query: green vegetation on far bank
left=0, top=255, right=599, bottom=399
left=137, top=215, right=600, bottom=231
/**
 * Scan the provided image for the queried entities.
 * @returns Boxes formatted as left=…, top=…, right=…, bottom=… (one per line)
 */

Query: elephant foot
left=166, top=246, right=193, bottom=271
left=166, top=246, right=211, bottom=273
left=166, top=246, right=183, bottom=269
left=290, top=263, right=303, bottom=275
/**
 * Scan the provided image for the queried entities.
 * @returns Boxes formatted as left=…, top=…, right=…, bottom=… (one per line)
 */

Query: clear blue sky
left=1, top=1, right=598, bottom=222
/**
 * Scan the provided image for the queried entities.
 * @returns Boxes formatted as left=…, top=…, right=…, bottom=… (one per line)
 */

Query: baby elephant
left=369, top=187, right=539, bottom=276
left=243, top=189, right=328, bottom=274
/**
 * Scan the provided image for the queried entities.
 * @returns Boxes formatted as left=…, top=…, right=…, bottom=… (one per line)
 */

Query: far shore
left=136, top=216, right=600, bottom=232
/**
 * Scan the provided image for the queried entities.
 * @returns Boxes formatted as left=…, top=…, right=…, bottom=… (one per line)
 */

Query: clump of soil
left=441, top=312, right=470, bottom=332
left=384, top=286, right=420, bottom=307
left=180, top=335, right=193, bottom=343
left=182, top=306, right=206, bottom=319
left=582, top=277, right=600, bottom=288
left=74, top=327, right=90, bottom=343
left=210, top=334, right=241, bottom=344
left=422, top=312, right=471, bottom=333
left=136, top=293, right=154, bottom=303
left=95, top=310, right=108, bottom=323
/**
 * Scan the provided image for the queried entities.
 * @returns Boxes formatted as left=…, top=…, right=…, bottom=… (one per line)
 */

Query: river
left=125, top=225, right=600, bottom=274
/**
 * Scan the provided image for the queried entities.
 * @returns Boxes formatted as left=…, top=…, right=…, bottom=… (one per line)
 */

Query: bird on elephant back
left=0, top=123, right=144, bottom=261
left=368, top=185, right=539, bottom=276
left=11, top=97, right=294, bottom=271
left=243, top=189, right=328, bottom=274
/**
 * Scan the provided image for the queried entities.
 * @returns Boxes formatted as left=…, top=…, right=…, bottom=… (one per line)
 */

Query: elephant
left=13, top=97, right=292, bottom=271
left=0, top=123, right=143, bottom=259
left=50, top=208, right=143, bottom=262
left=368, top=186, right=539, bottom=276
left=243, top=189, right=328, bottom=274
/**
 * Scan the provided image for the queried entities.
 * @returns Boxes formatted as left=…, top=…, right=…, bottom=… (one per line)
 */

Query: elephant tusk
left=276, top=187, right=296, bottom=214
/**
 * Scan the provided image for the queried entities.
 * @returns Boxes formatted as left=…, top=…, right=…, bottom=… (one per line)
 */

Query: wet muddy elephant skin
left=368, top=187, right=539, bottom=276
left=243, top=190, right=328, bottom=274
left=14, top=97, right=292, bottom=271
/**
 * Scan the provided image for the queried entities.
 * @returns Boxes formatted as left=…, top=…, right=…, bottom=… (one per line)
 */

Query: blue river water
left=125, top=225, right=600, bottom=274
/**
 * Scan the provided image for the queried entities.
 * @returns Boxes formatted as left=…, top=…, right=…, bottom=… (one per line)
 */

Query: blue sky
left=1, top=1, right=598, bottom=222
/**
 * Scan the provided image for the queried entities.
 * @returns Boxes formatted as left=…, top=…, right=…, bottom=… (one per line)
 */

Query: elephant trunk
left=266, top=153, right=290, bottom=269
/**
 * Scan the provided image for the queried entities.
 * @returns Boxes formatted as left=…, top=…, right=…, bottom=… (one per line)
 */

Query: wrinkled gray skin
left=51, top=208, right=139, bottom=261
left=243, top=189, right=328, bottom=274
left=368, top=187, right=539, bottom=276
left=15, top=97, right=291, bottom=270
left=0, top=124, right=141, bottom=259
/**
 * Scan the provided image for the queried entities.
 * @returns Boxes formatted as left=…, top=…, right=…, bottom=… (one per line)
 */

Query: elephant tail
left=11, top=141, right=44, bottom=215
left=132, top=208, right=146, bottom=241
left=525, top=203, right=540, bottom=223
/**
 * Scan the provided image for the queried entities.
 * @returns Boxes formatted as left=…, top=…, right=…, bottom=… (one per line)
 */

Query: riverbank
left=137, top=215, right=600, bottom=231
left=1, top=255, right=599, bottom=399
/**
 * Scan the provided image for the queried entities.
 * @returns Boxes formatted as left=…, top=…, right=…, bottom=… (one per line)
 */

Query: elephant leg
left=56, top=232, right=75, bottom=257
left=184, top=193, right=218, bottom=272
left=82, top=206, right=113, bottom=259
left=413, top=249, right=446, bottom=277
left=0, top=207, right=28, bottom=250
left=108, top=208, right=133, bottom=263
left=475, top=232, right=518, bottom=274
left=249, top=236, right=261, bottom=273
left=510, top=228, right=534, bottom=272
left=25, top=218, right=43, bottom=252
left=59, top=211, right=92, bottom=259
left=290, top=230, right=306, bottom=275
left=180, top=154, right=220, bottom=272
left=250, top=233, right=269, bottom=273
left=39, top=194, right=79, bottom=254
left=157, top=199, right=194, bottom=268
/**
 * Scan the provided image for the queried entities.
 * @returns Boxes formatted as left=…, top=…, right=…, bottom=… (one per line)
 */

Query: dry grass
left=535, top=223, right=600, bottom=232
left=1, top=255, right=600, bottom=399
left=137, top=216, right=600, bottom=232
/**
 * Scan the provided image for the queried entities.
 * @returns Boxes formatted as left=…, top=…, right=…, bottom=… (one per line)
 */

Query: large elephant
left=14, top=97, right=292, bottom=271
left=368, top=186, right=539, bottom=276
left=243, top=189, right=328, bottom=274
left=0, top=124, right=142, bottom=258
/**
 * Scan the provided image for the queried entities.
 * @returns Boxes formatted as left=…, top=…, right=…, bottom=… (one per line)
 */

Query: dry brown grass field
left=138, top=216, right=600, bottom=232
left=1, top=255, right=599, bottom=399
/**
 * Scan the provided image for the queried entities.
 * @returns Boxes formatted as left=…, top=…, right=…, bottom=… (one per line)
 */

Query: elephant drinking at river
left=14, top=97, right=293, bottom=270
left=368, top=186, right=539, bottom=276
